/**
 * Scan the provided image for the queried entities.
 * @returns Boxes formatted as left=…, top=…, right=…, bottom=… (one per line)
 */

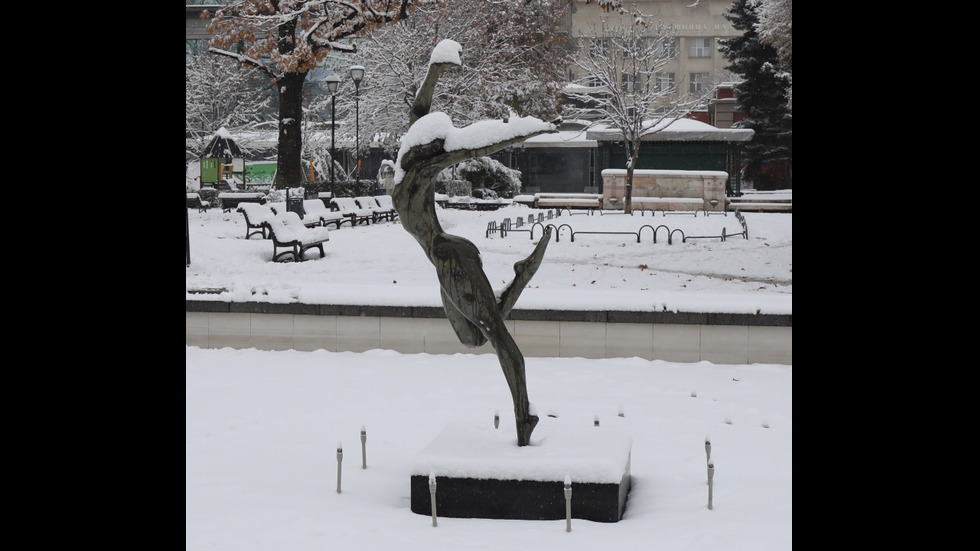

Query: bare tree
left=185, top=48, right=274, bottom=155
left=564, top=7, right=713, bottom=213
left=204, top=0, right=438, bottom=189
left=318, top=0, right=577, bottom=157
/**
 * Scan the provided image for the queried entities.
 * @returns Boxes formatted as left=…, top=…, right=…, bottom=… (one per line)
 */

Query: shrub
left=452, top=157, right=522, bottom=198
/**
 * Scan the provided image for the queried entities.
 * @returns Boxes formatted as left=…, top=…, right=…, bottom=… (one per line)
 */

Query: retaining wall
left=186, top=301, right=792, bottom=365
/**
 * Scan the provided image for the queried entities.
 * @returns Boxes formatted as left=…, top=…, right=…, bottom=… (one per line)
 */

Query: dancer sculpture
left=392, top=40, right=558, bottom=446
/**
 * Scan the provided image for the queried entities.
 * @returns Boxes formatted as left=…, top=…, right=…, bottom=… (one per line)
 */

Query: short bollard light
left=336, top=442, right=343, bottom=494
left=564, top=475, right=573, bottom=532
left=494, top=410, right=500, bottom=429
left=360, top=425, right=367, bottom=469
left=593, top=414, right=599, bottom=427
left=429, top=471, right=438, bottom=527
left=704, top=437, right=711, bottom=463
left=707, top=460, right=714, bottom=510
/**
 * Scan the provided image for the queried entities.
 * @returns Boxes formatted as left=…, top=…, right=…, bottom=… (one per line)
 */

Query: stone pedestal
left=409, top=418, right=632, bottom=522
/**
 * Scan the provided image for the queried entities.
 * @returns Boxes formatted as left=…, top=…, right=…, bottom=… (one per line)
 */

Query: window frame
left=689, top=72, right=709, bottom=93
left=689, top=37, right=711, bottom=58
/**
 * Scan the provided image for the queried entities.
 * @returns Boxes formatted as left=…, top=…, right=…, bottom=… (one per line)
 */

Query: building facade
left=568, top=0, right=740, bottom=96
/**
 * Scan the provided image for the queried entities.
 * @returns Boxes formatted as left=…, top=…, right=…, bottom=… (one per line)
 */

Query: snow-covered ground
left=185, top=202, right=791, bottom=315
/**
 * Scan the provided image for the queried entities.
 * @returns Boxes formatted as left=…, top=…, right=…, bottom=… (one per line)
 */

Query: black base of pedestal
left=410, top=471, right=630, bottom=522
left=409, top=420, right=632, bottom=522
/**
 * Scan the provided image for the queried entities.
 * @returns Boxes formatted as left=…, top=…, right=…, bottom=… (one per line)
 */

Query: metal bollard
left=494, top=410, right=499, bottom=429
left=705, top=437, right=711, bottom=463
left=617, top=406, right=625, bottom=417
left=336, top=443, right=343, bottom=494
left=429, top=472, right=438, bottom=527
left=564, top=475, right=572, bottom=532
left=707, top=461, right=714, bottom=510
left=593, top=415, right=599, bottom=427
left=360, top=426, right=367, bottom=469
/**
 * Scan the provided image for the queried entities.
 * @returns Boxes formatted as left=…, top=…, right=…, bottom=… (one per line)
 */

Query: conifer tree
left=719, top=0, right=792, bottom=190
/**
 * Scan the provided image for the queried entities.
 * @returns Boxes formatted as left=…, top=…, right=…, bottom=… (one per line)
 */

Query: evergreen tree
left=719, top=0, right=792, bottom=190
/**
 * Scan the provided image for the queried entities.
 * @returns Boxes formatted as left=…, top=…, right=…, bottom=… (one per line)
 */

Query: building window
left=690, top=72, right=709, bottom=92
left=658, top=37, right=677, bottom=58
left=689, top=37, right=711, bottom=58
left=588, top=74, right=603, bottom=88
left=622, top=72, right=641, bottom=92
left=656, top=72, right=675, bottom=92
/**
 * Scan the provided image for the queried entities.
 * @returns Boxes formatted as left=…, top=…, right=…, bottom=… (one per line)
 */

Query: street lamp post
left=350, top=65, right=365, bottom=185
left=324, top=74, right=341, bottom=200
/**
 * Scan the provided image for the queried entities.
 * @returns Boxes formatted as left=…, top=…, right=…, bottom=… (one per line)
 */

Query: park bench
left=268, top=200, right=344, bottom=229
left=302, top=199, right=348, bottom=229
left=355, top=196, right=390, bottom=223
left=371, top=195, right=399, bottom=221
left=186, top=192, right=211, bottom=212
left=533, top=193, right=602, bottom=213
left=237, top=203, right=278, bottom=239
left=218, top=192, right=266, bottom=213
left=266, top=211, right=331, bottom=262
left=331, top=197, right=375, bottom=225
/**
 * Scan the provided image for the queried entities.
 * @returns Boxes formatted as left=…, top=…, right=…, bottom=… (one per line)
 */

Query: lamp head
left=350, top=65, right=365, bottom=85
left=324, top=74, right=341, bottom=95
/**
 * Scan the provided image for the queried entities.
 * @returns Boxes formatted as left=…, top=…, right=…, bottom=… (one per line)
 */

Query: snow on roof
left=586, top=118, right=754, bottom=142
left=523, top=128, right=596, bottom=148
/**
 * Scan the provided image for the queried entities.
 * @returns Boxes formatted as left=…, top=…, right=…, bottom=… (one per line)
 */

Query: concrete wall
left=601, top=169, right=728, bottom=211
left=186, top=301, right=792, bottom=365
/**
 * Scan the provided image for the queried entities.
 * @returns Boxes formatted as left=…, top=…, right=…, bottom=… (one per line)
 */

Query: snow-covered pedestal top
left=410, top=417, right=633, bottom=484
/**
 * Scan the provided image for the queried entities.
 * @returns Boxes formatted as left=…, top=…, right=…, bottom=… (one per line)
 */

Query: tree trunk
left=625, top=164, right=634, bottom=214
left=274, top=72, right=308, bottom=190
left=624, top=142, right=635, bottom=214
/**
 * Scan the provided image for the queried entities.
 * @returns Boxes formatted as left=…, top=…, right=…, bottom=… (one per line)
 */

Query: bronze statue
left=392, top=40, right=557, bottom=446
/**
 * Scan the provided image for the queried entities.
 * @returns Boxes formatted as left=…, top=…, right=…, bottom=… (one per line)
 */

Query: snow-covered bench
left=355, top=196, right=390, bottom=223
left=302, top=199, right=348, bottom=229
left=371, top=195, right=399, bottom=221
left=186, top=192, right=211, bottom=212
left=218, top=192, right=266, bottom=212
left=267, top=211, right=331, bottom=262
left=237, top=202, right=278, bottom=240
left=533, top=193, right=602, bottom=212
left=330, top=197, right=375, bottom=225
